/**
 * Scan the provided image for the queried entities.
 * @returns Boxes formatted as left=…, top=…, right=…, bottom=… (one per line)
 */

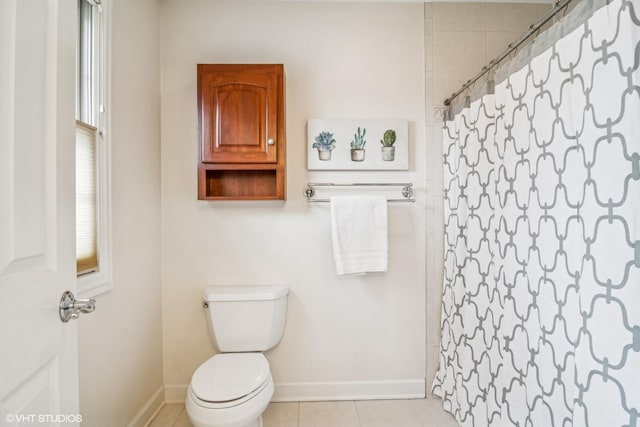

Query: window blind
left=76, top=120, right=98, bottom=275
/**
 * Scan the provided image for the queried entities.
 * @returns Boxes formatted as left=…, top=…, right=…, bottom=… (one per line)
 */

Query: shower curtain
left=432, top=0, right=640, bottom=426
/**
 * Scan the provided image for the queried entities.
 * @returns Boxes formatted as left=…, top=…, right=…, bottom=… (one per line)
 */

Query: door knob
left=59, top=290, right=96, bottom=322
left=267, top=138, right=275, bottom=146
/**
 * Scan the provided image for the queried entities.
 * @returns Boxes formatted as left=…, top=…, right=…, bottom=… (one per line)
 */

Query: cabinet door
left=198, top=64, right=281, bottom=164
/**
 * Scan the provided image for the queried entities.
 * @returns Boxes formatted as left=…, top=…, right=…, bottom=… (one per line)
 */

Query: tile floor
left=148, top=398, right=457, bottom=427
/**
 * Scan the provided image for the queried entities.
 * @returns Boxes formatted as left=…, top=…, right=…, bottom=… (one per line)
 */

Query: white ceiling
left=223, top=0, right=555, bottom=3
left=440, top=0, right=552, bottom=2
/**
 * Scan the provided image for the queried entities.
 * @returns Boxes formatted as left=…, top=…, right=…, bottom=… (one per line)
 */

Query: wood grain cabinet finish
left=197, top=64, right=286, bottom=200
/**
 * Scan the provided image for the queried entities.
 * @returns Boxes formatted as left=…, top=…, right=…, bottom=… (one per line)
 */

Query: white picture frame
left=307, top=119, right=409, bottom=170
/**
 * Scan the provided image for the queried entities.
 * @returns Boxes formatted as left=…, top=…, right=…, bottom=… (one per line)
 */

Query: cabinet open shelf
left=199, top=168, right=283, bottom=200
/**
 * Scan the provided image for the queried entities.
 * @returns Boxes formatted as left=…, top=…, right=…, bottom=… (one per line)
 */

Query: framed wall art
left=307, top=119, right=409, bottom=170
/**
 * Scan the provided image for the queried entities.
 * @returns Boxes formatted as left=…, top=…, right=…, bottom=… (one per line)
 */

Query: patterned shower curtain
left=432, top=0, right=640, bottom=426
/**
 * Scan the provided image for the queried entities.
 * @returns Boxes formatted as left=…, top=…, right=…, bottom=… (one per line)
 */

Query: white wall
left=160, top=1, right=427, bottom=400
left=78, top=0, right=164, bottom=425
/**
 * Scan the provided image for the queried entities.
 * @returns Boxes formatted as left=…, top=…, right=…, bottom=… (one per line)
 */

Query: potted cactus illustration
left=350, top=127, right=366, bottom=162
left=380, top=129, right=396, bottom=161
left=312, top=131, right=336, bottom=161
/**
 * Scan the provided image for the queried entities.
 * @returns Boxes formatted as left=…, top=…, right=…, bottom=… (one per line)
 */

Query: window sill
left=78, top=268, right=112, bottom=298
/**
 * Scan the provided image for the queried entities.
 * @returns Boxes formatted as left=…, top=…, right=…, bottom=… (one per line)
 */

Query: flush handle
left=59, top=290, right=96, bottom=322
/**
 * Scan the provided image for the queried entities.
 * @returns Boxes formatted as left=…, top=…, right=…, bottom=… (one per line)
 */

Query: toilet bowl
left=186, top=353, right=274, bottom=427
left=186, top=286, right=288, bottom=427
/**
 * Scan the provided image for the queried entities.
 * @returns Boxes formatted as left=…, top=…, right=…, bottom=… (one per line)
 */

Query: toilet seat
left=186, top=378, right=273, bottom=427
left=190, top=353, right=270, bottom=408
left=189, top=376, right=271, bottom=411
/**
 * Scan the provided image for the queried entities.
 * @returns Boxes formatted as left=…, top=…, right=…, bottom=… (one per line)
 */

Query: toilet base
left=189, top=415, right=262, bottom=427
left=244, top=416, right=263, bottom=427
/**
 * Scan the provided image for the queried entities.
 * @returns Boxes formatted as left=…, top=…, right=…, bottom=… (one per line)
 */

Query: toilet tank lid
left=204, top=286, right=288, bottom=302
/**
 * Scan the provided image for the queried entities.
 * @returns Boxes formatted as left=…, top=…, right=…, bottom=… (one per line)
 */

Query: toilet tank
left=203, top=286, right=288, bottom=352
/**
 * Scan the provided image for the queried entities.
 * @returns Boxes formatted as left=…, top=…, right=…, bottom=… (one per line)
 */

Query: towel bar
left=304, top=183, right=415, bottom=203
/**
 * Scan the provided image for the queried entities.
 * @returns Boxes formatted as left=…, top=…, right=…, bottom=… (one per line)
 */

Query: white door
left=0, top=0, right=82, bottom=425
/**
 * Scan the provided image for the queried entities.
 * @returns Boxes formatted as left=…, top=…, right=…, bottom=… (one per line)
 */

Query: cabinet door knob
left=267, top=138, right=276, bottom=146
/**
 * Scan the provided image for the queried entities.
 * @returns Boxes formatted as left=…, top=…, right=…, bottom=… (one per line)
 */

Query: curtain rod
left=444, top=0, right=577, bottom=106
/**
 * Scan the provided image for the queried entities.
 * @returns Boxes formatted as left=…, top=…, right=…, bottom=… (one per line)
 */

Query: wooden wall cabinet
left=197, top=64, right=286, bottom=200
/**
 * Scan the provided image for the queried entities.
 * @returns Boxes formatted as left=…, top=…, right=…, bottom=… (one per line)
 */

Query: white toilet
left=186, top=286, right=288, bottom=427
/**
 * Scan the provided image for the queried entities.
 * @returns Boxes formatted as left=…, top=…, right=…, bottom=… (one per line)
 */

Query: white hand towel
left=330, top=195, right=388, bottom=275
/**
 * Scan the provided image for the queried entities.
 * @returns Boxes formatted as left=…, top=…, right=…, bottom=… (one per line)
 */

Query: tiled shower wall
left=424, top=2, right=551, bottom=395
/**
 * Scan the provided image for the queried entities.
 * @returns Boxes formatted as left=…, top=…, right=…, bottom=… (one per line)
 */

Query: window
left=76, top=0, right=111, bottom=296
left=76, top=120, right=98, bottom=274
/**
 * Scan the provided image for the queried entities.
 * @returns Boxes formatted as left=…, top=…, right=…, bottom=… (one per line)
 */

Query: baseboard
left=162, top=379, right=426, bottom=404
left=271, top=379, right=426, bottom=402
left=164, top=384, right=188, bottom=403
left=126, top=386, right=165, bottom=427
